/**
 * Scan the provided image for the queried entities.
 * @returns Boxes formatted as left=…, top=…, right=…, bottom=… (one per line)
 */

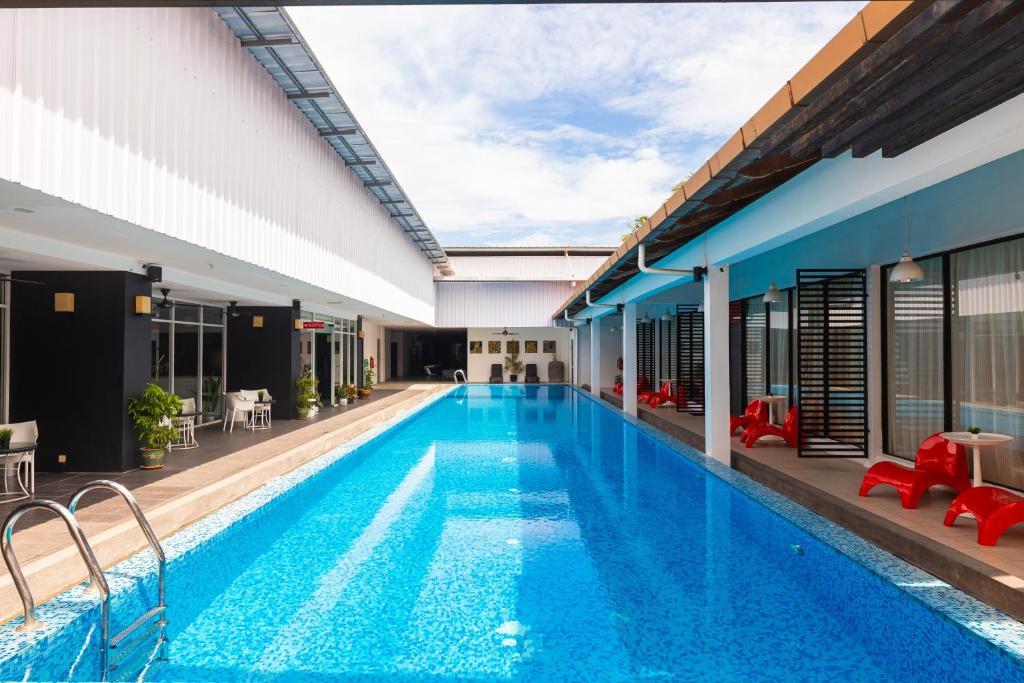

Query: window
left=744, top=296, right=766, bottom=404
left=0, top=278, right=7, bottom=422
left=768, top=292, right=791, bottom=413
left=149, top=299, right=226, bottom=424
left=883, top=255, right=945, bottom=458
left=883, top=235, right=1024, bottom=490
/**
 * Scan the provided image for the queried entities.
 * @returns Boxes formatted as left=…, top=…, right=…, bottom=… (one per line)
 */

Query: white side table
left=940, top=432, right=1013, bottom=486
left=755, top=395, right=787, bottom=425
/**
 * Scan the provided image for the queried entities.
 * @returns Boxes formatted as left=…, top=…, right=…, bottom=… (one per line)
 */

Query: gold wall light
left=294, top=319, right=303, bottom=331
left=252, top=315, right=264, bottom=328
left=357, top=329, right=364, bottom=338
left=54, top=292, right=75, bottom=313
left=134, top=295, right=152, bottom=315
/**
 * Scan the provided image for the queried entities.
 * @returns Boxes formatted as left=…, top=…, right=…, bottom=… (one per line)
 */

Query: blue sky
left=290, top=2, right=864, bottom=248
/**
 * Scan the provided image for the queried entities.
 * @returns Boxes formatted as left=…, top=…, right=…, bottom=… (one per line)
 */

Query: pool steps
left=1, top=480, right=168, bottom=681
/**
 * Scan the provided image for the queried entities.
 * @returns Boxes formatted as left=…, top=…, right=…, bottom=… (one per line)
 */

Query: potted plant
left=359, top=361, right=374, bottom=398
left=258, top=390, right=266, bottom=402
left=127, top=383, right=182, bottom=470
left=505, top=352, right=524, bottom=383
left=295, top=370, right=320, bottom=419
left=0, top=428, right=12, bottom=450
left=968, top=426, right=982, bottom=438
left=343, top=383, right=357, bottom=404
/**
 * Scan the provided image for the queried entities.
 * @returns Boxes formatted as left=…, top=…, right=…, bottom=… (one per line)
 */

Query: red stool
left=944, top=486, right=1024, bottom=546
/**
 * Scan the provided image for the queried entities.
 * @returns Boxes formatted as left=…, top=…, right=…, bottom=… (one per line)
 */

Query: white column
left=866, top=264, right=884, bottom=464
left=590, top=316, right=602, bottom=397
left=622, top=303, right=638, bottom=416
left=704, top=265, right=731, bottom=465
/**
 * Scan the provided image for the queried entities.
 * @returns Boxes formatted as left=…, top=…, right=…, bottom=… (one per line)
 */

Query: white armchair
left=222, top=392, right=254, bottom=433
left=0, top=420, right=37, bottom=494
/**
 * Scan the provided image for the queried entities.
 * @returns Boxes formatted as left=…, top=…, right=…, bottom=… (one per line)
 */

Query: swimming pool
left=3, top=384, right=1024, bottom=681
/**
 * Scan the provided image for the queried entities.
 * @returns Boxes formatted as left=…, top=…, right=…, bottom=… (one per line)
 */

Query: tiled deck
left=599, top=389, right=1024, bottom=622
left=0, top=382, right=450, bottom=623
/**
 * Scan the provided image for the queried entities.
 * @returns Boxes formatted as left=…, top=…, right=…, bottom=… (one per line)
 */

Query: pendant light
left=661, top=309, right=673, bottom=322
left=640, top=312, right=652, bottom=324
left=762, top=281, right=783, bottom=304
left=890, top=195, right=924, bottom=283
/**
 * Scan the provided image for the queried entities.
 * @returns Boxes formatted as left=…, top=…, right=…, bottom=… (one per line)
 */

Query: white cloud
left=288, top=2, right=864, bottom=247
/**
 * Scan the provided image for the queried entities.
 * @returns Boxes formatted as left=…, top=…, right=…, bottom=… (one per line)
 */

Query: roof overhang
left=215, top=6, right=448, bottom=265
left=556, top=0, right=1024, bottom=318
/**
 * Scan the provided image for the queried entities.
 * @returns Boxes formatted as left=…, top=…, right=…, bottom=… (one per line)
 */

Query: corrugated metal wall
left=443, top=254, right=609, bottom=281
left=0, top=8, right=434, bottom=323
left=435, top=281, right=574, bottom=328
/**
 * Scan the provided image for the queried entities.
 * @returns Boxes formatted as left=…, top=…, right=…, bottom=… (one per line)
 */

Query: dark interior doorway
left=390, top=328, right=467, bottom=379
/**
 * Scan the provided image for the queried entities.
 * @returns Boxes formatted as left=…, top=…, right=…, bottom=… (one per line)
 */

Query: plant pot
left=358, top=389, right=371, bottom=399
left=339, top=398, right=349, bottom=405
left=0, top=437, right=10, bottom=450
left=297, top=407, right=311, bottom=420
left=509, top=374, right=518, bottom=383
left=139, top=447, right=166, bottom=470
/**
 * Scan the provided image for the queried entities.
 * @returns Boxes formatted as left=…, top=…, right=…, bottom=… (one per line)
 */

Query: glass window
left=150, top=321, right=171, bottom=392
left=202, top=326, right=224, bottom=421
left=173, top=323, right=200, bottom=405
left=768, top=293, right=791, bottom=412
left=0, top=279, right=6, bottom=422
left=951, top=239, right=1024, bottom=488
left=884, top=255, right=945, bottom=459
left=744, top=297, right=766, bottom=404
left=175, top=303, right=200, bottom=324
left=203, top=306, right=224, bottom=326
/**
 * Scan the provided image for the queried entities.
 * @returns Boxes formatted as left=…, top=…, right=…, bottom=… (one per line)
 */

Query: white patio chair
left=172, top=397, right=198, bottom=449
left=222, top=392, right=254, bottom=433
left=250, top=388, right=272, bottom=430
left=0, top=420, right=37, bottom=494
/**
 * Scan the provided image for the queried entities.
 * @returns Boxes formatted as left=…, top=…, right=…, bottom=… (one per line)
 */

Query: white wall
left=576, top=325, right=591, bottom=388
left=466, top=327, right=571, bottom=383
left=361, top=322, right=384, bottom=384
left=0, top=8, right=435, bottom=323
left=436, top=281, right=575, bottom=327
left=599, top=317, right=623, bottom=390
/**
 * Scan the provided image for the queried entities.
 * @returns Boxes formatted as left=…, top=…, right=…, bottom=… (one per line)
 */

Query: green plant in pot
left=504, top=352, right=524, bottom=383
left=359, top=364, right=374, bottom=398
left=127, top=383, right=182, bottom=470
left=0, top=428, right=12, bottom=451
left=295, top=371, right=320, bottom=419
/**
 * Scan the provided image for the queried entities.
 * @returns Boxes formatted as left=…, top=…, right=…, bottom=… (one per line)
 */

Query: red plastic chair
left=613, top=382, right=623, bottom=396
left=637, top=377, right=656, bottom=401
left=730, top=400, right=769, bottom=436
left=858, top=433, right=969, bottom=509
left=649, top=381, right=684, bottom=408
left=944, top=486, right=1024, bottom=546
left=743, top=406, right=800, bottom=448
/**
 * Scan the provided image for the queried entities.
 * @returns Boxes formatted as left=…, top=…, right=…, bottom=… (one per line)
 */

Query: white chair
left=250, top=389, right=272, bottom=430
left=222, top=392, right=254, bottom=433
left=172, top=397, right=198, bottom=449
left=0, top=420, right=37, bottom=495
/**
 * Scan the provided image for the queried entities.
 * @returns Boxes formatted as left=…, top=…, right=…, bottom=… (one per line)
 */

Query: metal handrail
left=453, top=370, right=467, bottom=384
left=1, top=500, right=111, bottom=676
left=69, top=480, right=165, bottom=608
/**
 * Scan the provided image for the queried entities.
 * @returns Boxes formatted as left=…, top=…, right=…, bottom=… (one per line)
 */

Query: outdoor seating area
left=0, top=421, right=36, bottom=499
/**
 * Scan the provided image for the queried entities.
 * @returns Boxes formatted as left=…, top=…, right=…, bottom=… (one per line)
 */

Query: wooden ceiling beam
left=759, top=0, right=973, bottom=159
left=796, top=1, right=1020, bottom=159
left=823, top=4, right=1024, bottom=158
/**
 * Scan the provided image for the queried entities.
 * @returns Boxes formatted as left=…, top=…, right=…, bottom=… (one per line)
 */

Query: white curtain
left=952, top=239, right=1024, bottom=488
left=769, top=295, right=790, bottom=414
left=886, top=255, right=945, bottom=459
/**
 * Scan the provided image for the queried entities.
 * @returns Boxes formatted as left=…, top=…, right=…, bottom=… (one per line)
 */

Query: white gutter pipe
left=585, top=290, right=618, bottom=308
left=637, top=243, right=694, bottom=277
left=563, top=310, right=589, bottom=324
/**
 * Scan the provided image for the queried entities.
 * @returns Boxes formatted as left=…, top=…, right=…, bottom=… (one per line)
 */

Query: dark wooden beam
left=821, top=3, right=1024, bottom=158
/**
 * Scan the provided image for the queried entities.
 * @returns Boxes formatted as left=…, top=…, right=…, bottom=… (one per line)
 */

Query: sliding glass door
left=149, top=301, right=226, bottom=424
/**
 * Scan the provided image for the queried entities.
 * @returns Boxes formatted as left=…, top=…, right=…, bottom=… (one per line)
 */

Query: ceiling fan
left=155, top=288, right=174, bottom=310
left=491, top=327, right=519, bottom=336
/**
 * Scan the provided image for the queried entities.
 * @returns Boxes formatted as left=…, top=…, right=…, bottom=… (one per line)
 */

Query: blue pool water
left=4, top=385, right=1023, bottom=681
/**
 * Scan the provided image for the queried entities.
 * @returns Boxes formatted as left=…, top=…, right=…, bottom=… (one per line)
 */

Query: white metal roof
left=437, top=246, right=614, bottom=282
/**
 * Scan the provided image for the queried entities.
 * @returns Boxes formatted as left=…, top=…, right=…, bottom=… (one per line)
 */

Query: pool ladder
left=1, top=480, right=168, bottom=681
left=453, top=369, right=467, bottom=383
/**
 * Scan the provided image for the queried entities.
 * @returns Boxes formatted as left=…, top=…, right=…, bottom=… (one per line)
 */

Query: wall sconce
left=294, top=319, right=304, bottom=331
left=134, top=295, right=152, bottom=315
left=54, top=292, right=74, bottom=313
left=252, top=315, right=264, bottom=328
left=357, top=329, right=365, bottom=338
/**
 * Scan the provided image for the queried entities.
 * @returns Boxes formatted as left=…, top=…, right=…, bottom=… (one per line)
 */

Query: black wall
left=226, top=307, right=299, bottom=419
left=10, top=271, right=151, bottom=472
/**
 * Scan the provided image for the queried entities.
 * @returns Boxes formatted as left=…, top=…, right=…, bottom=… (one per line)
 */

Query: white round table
left=755, top=395, right=787, bottom=424
left=940, top=432, right=1013, bottom=487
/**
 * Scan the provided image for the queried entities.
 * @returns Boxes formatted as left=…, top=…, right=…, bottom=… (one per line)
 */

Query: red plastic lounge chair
left=743, top=406, right=800, bottom=448
left=944, top=486, right=1024, bottom=546
left=730, top=400, right=769, bottom=436
left=636, top=377, right=653, bottom=401
left=613, top=382, right=623, bottom=396
left=858, top=433, right=969, bottom=509
left=648, top=381, right=684, bottom=408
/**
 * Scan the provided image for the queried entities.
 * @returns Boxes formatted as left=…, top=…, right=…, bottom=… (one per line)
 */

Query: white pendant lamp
left=641, top=313, right=652, bottom=324
left=762, top=281, right=783, bottom=304
left=890, top=196, right=925, bottom=283
left=661, top=309, right=673, bottom=322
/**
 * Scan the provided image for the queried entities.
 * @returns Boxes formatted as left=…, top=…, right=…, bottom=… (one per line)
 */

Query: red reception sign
left=302, top=320, right=326, bottom=330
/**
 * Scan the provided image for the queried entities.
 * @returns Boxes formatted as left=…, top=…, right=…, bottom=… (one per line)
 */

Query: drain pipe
left=585, top=290, right=618, bottom=309
left=563, top=310, right=590, bottom=325
left=637, top=243, right=696, bottom=277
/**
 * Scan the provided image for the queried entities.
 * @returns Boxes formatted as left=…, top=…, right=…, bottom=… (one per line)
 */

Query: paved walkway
left=0, top=382, right=449, bottom=623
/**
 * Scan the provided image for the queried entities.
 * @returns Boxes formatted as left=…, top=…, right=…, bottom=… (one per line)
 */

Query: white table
left=755, top=395, right=787, bottom=425
left=940, top=432, right=1013, bottom=487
